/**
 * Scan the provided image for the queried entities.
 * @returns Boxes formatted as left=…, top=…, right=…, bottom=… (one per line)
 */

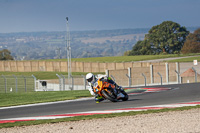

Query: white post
left=165, top=63, right=169, bottom=84
left=32, top=75, right=36, bottom=91
left=176, top=62, right=180, bottom=83
left=150, top=65, right=154, bottom=84
left=66, top=17, right=72, bottom=87
left=128, top=67, right=132, bottom=87
left=105, top=70, right=109, bottom=77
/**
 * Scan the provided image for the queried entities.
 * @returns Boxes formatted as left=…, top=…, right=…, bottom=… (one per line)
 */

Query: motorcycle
left=93, top=78, right=128, bottom=102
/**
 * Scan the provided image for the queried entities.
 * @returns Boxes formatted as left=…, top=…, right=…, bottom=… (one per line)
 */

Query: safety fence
left=109, top=72, right=177, bottom=87
left=36, top=69, right=200, bottom=92
left=34, top=75, right=87, bottom=92
left=0, top=75, right=36, bottom=93
left=34, top=67, right=200, bottom=92
left=1, top=67, right=200, bottom=93
left=0, top=74, right=87, bottom=93
left=108, top=67, right=200, bottom=87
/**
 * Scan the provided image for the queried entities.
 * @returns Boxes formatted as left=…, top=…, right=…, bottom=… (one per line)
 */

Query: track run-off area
left=0, top=83, right=200, bottom=124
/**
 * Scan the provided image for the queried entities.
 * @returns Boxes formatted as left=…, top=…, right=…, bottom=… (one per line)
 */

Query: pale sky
left=0, top=0, right=199, bottom=33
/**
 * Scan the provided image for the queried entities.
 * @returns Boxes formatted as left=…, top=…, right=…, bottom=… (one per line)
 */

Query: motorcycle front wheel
left=102, top=89, right=118, bottom=102
left=121, top=90, right=129, bottom=101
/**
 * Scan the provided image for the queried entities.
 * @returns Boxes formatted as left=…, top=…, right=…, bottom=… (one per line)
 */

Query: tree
left=146, top=21, right=189, bottom=54
left=127, top=21, right=189, bottom=56
left=128, top=40, right=154, bottom=55
left=181, top=28, right=200, bottom=54
left=0, top=49, right=14, bottom=60
left=128, top=41, right=143, bottom=55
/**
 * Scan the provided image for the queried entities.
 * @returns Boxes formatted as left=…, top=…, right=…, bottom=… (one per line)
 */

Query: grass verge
left=0, top=72, right=104, bottom=80
left=0, top=91, right=92, bottom=107
left=38, top=53, right=200, bottom=62
left=0, top=89, right=137, bottom=107
left=168, top=56, right=200, bottom=62
left=0, top=105, right=199, bottom=129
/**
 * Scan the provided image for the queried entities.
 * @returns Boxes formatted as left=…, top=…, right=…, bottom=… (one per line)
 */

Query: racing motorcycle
left=93, top=78, right=128, bottom=102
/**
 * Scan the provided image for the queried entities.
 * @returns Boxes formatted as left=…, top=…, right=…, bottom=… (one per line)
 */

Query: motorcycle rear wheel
left=102, top=89, right=118, bottom=102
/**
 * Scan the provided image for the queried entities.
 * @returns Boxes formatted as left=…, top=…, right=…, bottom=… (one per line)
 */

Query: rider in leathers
left=86, top=73, right=123, bottom=103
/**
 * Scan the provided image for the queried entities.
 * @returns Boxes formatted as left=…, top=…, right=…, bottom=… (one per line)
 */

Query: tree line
left=0, top=49, right=13, bottom=60
left=1, top=21, right=200, bottom=60
left=125, top=21, right=200, bottom=56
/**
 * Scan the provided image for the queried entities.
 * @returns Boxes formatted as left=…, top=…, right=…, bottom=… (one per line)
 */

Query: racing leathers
left=87, top=74, right=121, bottom=103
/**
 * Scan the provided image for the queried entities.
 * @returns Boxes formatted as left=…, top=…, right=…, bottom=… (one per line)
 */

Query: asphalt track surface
left=0, top=83, right=200, bottom=120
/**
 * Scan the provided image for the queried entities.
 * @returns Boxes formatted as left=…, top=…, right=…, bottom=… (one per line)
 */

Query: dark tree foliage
left=181, top=28, right=200, bottom=54
left=146, top=21, right=189, bottom=54
left=128, top=21, right=189, bottom=55
left=128, top=40, right=154, bottom=55
left=0, top=49, right=14, bottom=60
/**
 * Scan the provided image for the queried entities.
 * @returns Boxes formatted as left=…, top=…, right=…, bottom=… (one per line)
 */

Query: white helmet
left=86, top=73, right=95, bottom=83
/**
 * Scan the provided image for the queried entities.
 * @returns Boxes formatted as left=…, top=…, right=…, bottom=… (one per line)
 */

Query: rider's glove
left=87, top=86, right=95, bottom=96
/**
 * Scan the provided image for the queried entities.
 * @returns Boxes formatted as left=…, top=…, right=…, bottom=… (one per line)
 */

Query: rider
left=86, top=73, right=123, bottom=103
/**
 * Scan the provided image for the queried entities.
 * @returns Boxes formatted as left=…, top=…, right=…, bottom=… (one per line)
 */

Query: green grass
left=168, top=56, right=200, bottom=62
left=36, top=53, right=200, bottom=62
left=0, top=89, right=143, bottom=107
left=0, top=91, right=92, bottom=107
left=0, top=105, right=199, bottom=129
left=0, top=72, right=104, bottom=80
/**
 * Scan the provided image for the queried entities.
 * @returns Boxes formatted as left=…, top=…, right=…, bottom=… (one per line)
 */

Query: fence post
left=128, top=67, right=132, bottom=86
left=157, top=72, right=162, bottom=85
left=150, top=65, right=154, bottom=84
left=176, top=62, right=180, bottom=82
left=165, top=63, right=169, bottom=84
left=126, top=74, right=131, bottom=87
left=126, top=74, right=130, bottom=87
left=22, top=75, right=27, bottom=92
left=2, top=75, right=7, bottom=93
left=175, top=70, right=181, bottom=84
left=13, top=75, right=18, bottom=92
left=105, top=70, right=109, bottom=77
left=56, top=74, right=62, bottom=91
left=110, top=75, right=115, bottom=82
left=81, top=75, right=86, bottom=90
left=70, top=75, right=74, bottom=90
left=32, top=75, right=37, bottom=91
left=141, top=73, right=147, bottom=86
left=192, top=67, right=197, bottom=83
left=61, top=74, right=65, bottom=91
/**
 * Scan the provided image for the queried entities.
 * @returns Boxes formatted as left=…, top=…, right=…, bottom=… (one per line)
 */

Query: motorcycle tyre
left=102, top=90, right=118, bottom=102
left=121, top=90, right=129, bottom=101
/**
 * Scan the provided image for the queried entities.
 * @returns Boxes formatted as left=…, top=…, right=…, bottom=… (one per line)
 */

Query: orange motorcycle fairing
left=93, top=79, right=116, bottom=98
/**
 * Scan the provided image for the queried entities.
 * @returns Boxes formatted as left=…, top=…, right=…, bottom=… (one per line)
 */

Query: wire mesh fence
left=1, top=70, right=200, bottom=93
left=0, top=75, right=36, bottom=93
left=35, top=74, right=87, bottom=91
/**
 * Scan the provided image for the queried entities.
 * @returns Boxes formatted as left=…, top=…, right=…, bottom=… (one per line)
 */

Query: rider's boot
left=95, top=94, right=104, bottom=103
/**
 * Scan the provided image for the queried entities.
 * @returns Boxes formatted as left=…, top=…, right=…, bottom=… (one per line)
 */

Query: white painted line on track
left=0, top=97, right=93, bottom=110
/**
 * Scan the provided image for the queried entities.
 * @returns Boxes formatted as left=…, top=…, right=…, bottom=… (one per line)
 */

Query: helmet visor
left=87, top=76, right=93, bottom=82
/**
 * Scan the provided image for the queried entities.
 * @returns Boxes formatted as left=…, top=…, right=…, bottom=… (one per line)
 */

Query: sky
left=0, top=0, right=200, bottom=33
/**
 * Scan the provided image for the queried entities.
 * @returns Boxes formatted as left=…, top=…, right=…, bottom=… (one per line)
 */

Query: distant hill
left=0, top=27, right=199, bottom=60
